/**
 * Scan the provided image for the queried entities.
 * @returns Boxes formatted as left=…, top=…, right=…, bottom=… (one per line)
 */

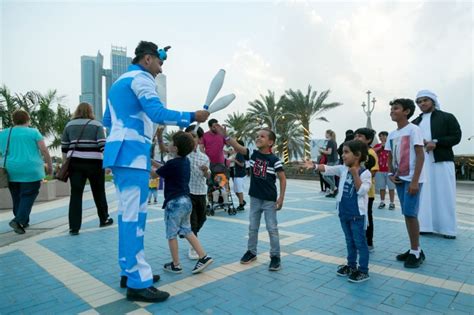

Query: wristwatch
left=432, top=139, right=438, bottom=144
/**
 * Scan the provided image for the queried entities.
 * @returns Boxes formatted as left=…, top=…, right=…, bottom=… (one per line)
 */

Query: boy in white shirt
left=386, top=98, right=425, bottom=268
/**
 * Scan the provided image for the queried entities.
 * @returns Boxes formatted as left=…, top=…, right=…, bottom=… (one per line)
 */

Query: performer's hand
left=425, top=141, right=436, bottom=152
left=408, top=181, right=419, bottom=195
left=195, top=110, right=210, bottom=123
left=275, top=196, right=284, bottom=210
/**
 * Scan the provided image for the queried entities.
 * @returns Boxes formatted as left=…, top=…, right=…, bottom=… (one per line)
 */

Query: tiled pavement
left=0, top=179, right=473, bottom=314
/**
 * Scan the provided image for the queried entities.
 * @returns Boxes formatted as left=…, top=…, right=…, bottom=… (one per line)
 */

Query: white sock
left=409, top=248, right=420, bottom=259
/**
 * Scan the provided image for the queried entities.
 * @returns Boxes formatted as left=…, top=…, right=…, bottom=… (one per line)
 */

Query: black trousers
left=366, top=197, right=375, bottom=246
left=68, top=158, right=109, bottom=231
left=190, top=194, right=207, bottom=236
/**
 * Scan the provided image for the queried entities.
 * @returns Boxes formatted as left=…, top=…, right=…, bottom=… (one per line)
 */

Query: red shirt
left=373, top=143, right=389, bottom=172
left=202, top=131, right=225, bottom=164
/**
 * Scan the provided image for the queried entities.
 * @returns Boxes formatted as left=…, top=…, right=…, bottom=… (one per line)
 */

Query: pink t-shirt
left=202, top=131, right=225, bottom=164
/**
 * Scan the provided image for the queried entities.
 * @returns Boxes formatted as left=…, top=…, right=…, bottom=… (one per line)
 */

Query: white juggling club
left=208, top=94, right=236, bottom=113
left=204, top=69, right=226, bottom=109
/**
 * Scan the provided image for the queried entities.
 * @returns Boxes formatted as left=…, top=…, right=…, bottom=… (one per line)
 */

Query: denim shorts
left=164, top=195, right=192, bottom=239
left=395, top=180, right=422, bottom=218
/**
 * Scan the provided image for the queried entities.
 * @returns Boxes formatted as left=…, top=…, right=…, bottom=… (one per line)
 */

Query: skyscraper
left=80, top=52, right=103, bottom=120
left=80, top=46, right=131, bottom=121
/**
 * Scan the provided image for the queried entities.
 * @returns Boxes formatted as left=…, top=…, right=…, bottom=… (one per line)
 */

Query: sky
left=1, top=0, right=473, bottom=155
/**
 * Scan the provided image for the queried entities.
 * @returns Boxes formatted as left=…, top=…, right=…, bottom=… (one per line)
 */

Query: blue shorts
left=164, top=195, right=192, bottom=239
left=395, top=180, right=422, bottom=218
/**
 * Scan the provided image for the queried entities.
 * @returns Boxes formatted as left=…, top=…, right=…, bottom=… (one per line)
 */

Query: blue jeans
left=339, top=215, right=369, bottom=273
left=164, top=195, right=192, bottom=239
left=323, top=161, right=337, bottom=191
left=9, top=181, right=41, bottom=226
left=248, top=197, right=280, bottom=257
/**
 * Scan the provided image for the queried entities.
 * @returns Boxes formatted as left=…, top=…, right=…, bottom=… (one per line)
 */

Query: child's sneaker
left=192, top=255, right=213, bottom=274
left=348, top=270, right=370, bottom=283
left=163, top=262, right=182, bottom=274
left=188, top=247, right=199, bottom=260
left=336, top=265, right=356, bottom=277
left=147, top=200, right=151, bottom=205
left=240, top=250, right=257, bottom=264
left=378, top=202, right=386, bottom=209
left=388, top=203, right=395, bottom=210
left=268, top=256, right=281, bottom=271
left=154, top=200, right=158, bottom=204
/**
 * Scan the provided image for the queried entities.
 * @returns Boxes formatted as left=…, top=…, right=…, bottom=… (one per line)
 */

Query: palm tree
left=283, top=86, right=342, bottom=158
left=0, top=85, right=18, bottom=128
left=49, top=104, right=71, bottom=150
left=224, top=112, right=255, bottom=145
left=275, top=115, right=305, bottom=162
left=247, top=90, right=285, bottom=130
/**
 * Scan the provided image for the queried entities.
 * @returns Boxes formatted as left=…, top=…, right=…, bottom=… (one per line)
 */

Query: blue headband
left=157, top=46, right=171, bottom=61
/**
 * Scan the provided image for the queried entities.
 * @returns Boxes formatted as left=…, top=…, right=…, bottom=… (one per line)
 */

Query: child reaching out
left=152, top=131, right=213, bottom=274
left=304, top=140, right=372, bottom=283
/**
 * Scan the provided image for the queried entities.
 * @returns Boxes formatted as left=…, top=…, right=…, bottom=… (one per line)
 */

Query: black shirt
left=326, top=140, right=338, bottom=163
left=156, top=157, right=190, bottom=208
left=234, top=153, right=246, bottom=178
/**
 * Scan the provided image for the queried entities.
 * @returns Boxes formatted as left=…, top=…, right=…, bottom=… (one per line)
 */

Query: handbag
left=0, top=127, right=13, bottom=189
left=55, top=119, right=92, bottom=182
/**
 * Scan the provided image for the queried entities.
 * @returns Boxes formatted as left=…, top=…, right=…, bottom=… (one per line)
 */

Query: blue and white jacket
left=103, top=64, right=195, bottom=170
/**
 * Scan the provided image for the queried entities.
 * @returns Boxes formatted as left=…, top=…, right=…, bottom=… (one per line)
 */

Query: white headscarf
left=416, top=90, right=441, bottom=110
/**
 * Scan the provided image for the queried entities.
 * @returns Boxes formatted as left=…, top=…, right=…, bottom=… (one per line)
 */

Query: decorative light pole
left=361, top=90, right=376, bottom=129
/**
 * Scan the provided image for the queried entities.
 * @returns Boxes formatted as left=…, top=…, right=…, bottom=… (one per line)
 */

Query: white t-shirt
left=385, top=123, right=425, bottom=182
left=419, top=112, right=435, bottom=163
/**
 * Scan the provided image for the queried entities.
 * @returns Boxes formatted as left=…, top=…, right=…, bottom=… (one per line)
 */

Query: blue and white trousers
left=112, top=167, right=153, bottom=289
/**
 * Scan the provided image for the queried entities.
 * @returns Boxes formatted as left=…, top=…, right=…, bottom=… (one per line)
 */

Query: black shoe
left=397, top=249, right=425, bottom=262
left=378, top=202, right=386, bottom=209
left=240, top=250, right=257, bottom=264
left=404, top=253, right=425, bottom=268
left=99, top=218, right=114, bottom=227
left=348, top=270, right=370, bottom=283
left=23, top=223, right=30, bottom=229
left=236, top=205, right=245, bottom=211
left=419, top=231, right=433, bottom=235
left=192, top=255, right=214, bottom=274
left=163, top=262, right=183, bottom=274
left=126, top=286, right=170, bottom=303
left=443, top=235, right=456, bottom=239
left=336, top=264, right=356, bottom=277
left=242, top=200, right=247, bottom=207
left=69, top=230, right=79, bottom=236
left=120, top=275, right=161, bottom=288
left=325, top=191, right=337, bottom=198
left=269, top=256, right=281, bottom=271
left=9, top=220, right=25, bottom=234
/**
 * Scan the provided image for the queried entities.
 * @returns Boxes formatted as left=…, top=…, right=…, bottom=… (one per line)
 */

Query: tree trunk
left=303, top=122, right=311, bottom=159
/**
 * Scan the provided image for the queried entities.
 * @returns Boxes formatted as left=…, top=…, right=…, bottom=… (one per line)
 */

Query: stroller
left=206, top=164, right=236, bottom=216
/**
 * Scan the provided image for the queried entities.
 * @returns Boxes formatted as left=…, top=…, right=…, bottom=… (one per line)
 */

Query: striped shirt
left=61, top=118, right=106, bottom=160
left=188, top=148, right=210, bottom=195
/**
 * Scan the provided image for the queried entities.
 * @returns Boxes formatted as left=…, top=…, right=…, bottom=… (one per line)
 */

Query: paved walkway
left=0, top=179, right=473, bottom=314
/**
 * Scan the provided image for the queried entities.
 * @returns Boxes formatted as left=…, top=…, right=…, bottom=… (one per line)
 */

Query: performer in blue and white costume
left=103, top=41, right=209, bottom=302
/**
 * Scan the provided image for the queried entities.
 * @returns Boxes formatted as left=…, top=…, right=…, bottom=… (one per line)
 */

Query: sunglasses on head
left=141, top=45, right=171, bottom=61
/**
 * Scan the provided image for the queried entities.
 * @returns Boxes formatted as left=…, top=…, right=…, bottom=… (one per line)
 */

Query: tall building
left=79, top=46, right=131, bottom=121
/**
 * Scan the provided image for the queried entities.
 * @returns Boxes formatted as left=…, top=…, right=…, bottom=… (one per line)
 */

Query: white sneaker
left=188, top=247, right=199, bottom=260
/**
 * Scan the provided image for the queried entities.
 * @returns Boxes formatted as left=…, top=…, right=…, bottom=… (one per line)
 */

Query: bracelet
left=224, top=136, right=230, bottom=142
left=313, top=162, right=319, bottom=169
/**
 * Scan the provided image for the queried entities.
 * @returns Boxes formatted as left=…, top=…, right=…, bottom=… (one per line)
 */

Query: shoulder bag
left=56, top=120, right=92, bottom=182
left=0, top=127, right=13, bottom=188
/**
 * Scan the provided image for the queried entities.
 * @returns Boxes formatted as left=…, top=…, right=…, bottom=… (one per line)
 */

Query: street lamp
left=361, top=90, right=376, bottom=129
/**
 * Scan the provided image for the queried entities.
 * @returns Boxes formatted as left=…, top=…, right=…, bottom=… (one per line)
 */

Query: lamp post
left=361, top=90, right=376, bottom=129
